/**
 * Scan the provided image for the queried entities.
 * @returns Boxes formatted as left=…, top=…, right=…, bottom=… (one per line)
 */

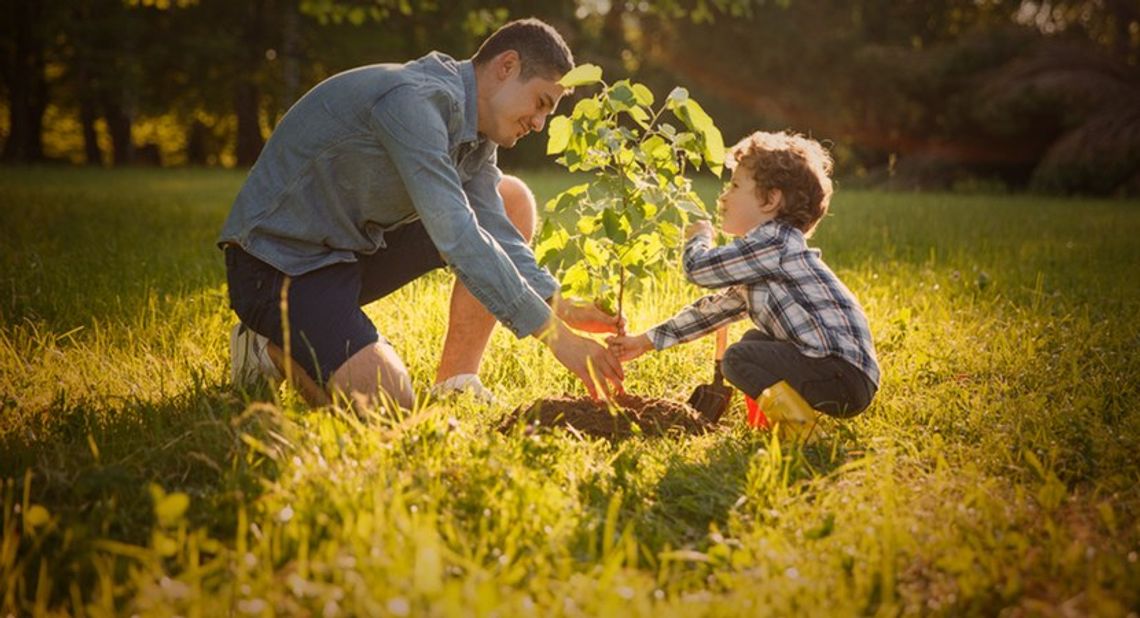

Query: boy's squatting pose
left=607, top=131, right=880, bottom=420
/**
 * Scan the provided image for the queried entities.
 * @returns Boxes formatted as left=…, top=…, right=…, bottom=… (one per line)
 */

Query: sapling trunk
left=617, top=266, right=626, bottom=336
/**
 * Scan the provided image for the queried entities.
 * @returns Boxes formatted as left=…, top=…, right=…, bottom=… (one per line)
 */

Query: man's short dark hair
left=472, top=18, right=573, bottom=81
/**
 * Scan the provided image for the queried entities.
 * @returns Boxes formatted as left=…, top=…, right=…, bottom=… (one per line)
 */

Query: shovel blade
left=687, top=384, right=733, bottom=424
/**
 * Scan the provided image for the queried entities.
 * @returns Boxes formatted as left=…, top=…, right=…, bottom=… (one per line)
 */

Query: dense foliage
left=1, top=0, right=1137, bottom=193
left=537, top=64, right=724, bottom=316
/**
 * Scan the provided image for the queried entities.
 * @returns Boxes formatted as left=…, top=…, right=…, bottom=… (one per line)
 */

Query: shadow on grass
left=1, top=380, right=281, bottom=546
left=645, top=427, right=853, bottom=549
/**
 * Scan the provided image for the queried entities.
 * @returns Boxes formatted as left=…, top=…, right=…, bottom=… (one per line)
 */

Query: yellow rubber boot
left=757, top=381, right=826, bottom=443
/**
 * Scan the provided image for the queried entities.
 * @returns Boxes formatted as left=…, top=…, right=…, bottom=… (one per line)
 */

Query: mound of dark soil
left=500, top=394, right=713, bottom=439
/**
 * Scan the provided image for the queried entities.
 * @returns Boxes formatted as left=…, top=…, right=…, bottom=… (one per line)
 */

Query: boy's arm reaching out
left=608, top=289, right=748, bottom=362
left=682, top=228, right=783, bottom=289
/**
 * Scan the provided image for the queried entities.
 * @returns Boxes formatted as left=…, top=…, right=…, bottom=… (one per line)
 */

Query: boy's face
left=718, top=166, right=779, bottom=236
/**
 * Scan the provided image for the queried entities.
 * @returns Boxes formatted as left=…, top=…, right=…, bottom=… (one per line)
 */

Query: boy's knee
left=720, top=343, right=754, bottom=394
left=498, top=174, right=537, bottom=242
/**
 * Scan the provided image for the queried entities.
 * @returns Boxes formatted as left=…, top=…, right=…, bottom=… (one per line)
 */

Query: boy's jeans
left=721, top=330, right=877, bottom=419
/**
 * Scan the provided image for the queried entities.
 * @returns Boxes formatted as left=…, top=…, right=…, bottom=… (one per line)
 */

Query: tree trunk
left=102, top=94, right=134, bottom=166
left=234, top=80, right=263, bottom=167
left=79, top=93, right=102, bottom=166
left=280, top=2, right=300, bottom=114
left=1105, top=0, right=1139, bottom=63
left=186, top=119, right=209, bottom=166
left=1, top=1, right=48, bottom=163
left=235, top=0, right=267, bottom=167
left=76, top=55, right=104, bottom=166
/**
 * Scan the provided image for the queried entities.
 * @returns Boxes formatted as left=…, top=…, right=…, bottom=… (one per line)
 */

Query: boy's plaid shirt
left=646, top=221, right=881, bottom=387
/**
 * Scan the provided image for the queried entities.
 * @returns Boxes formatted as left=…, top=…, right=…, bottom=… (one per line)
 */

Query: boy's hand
left=685, top=220, right=713, bottom=240
left=605, top=333, right=654, bottom=362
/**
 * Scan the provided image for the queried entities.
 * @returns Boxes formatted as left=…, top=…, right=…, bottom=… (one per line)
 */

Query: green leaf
left=608, top=81, right=638, bottom=112
left=544, top=183, right=589, bottom=213
left=641, top=234, right=665, bottom=262
left=535, top=226, right=569, bottom=265
left=619, top=239, right=648, bottom=268
left=632, top=83, right=654, bottom=107
left=595, top=294, right=617, bottom=316
left=659, top=221, right=682, bottom=247
left=668, top=87, right=689, bottom=105
left=682, top=99, right=715, bottom=133
left=617, top=147, right=636, bottom=167
left=156, top=492, right=190, bottom=525
left=705, top=125, right=726, bottom=176
left=639, top=199, right=659, bottom=220
left=619, top=234, right=666, bottom=270
left=627, top=106, right=650, bottom=128
left=559, top=63, right=603, bottom=88
left=676, top=199, right=709, bottom=220
left=671, top=97, right=725, bottom=175
left=577, top=214, right=599, bottom=235
left=676, top=132, right=701, bottom=157
left=546, top=116, right=572, bottom=155
left=601, top=208, right=629, bottom=243
left=583, top=238, right=607, bottom=268
left=561, top=262, right=591, bottom=295
left=562, top=148, right=583, bottom=172
left=641, top=136, right=671, bottom=161
left=573, top=98, right=602, bottom=120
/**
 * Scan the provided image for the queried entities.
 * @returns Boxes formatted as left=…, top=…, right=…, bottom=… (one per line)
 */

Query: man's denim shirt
left=218, top=52, right=557, bottom=337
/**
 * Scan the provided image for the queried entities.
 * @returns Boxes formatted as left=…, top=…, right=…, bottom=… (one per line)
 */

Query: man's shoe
left=430, top=373, right=497, bottom=405
left=229, top=324, right=283, bottom=390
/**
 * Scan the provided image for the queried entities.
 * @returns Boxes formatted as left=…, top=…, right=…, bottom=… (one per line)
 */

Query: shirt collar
left=744, top=219, right=780, bottom=239
left=459, top=60, right=479, bottom=144
left=745, top=219, right=805, bottom=244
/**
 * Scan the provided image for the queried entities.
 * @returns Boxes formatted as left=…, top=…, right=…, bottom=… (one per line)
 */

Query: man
left=218, top=18, right=624, bottom=408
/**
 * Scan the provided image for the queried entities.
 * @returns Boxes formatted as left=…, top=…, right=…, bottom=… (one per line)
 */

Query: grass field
left=1, top=167, right=1139, bottom=616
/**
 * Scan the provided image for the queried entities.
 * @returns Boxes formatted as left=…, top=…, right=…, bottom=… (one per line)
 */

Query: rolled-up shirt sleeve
left=682, top=230, right=783, bottom=288
left=369, top=86, right=551, bottom=337
left=463, top=159, right=559, bottom=301
left=645, top=288, right=748, bottom=350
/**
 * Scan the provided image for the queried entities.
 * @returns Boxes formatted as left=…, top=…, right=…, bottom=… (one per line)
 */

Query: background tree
left=0, top=0, right=52, bottom=163
left=1, top=0, right=1137, bottom=195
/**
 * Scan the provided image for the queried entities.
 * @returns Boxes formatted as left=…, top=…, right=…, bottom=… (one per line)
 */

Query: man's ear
left=493, top=50, right=521, bottom=80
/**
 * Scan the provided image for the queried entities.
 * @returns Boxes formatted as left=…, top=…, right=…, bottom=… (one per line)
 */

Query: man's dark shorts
left=224, top=221, right=446, bottom=385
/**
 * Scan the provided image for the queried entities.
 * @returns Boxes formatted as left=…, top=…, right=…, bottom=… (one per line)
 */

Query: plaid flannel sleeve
left=682, top=230, right=783, bottom=288
left=645, top=288, right=748, bottom=350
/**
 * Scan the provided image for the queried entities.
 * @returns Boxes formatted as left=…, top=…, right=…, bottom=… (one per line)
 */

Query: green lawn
left=1, top=167, right=1138, bottom=616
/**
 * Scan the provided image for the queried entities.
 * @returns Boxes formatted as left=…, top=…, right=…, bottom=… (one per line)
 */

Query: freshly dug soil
left=501, top=394, right=713, bottom=439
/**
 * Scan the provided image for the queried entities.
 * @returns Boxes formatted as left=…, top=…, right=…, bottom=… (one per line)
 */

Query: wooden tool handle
left=714, top=327, right=728, bottom=361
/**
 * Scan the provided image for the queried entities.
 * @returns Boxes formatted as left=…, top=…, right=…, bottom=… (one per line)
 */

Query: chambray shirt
left=646, top=221, right=881, bottom=386
left=218, top=52, right=558, bottom=338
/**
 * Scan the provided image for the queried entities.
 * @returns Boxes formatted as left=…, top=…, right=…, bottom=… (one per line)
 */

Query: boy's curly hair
left=726, top=131, right=834, bottom=237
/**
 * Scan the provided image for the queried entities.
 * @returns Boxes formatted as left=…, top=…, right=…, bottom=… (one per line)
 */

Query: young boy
left=607, top=131, right=879, bottom=420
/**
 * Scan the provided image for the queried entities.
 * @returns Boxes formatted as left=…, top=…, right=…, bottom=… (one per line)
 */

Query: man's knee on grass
left=329, top=341, right=415, bottom=411
left=498, top=174, right=537, bottom=242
